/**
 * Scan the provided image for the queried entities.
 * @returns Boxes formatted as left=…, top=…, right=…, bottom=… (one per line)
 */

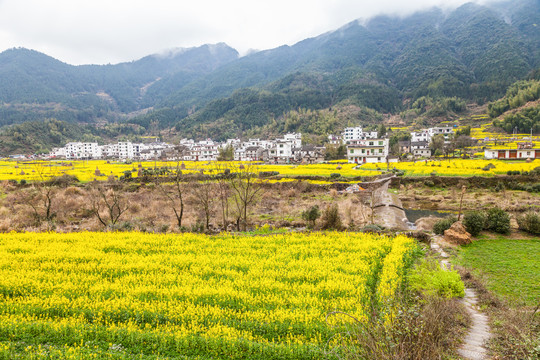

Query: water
left=404, top=209, right=454, bottom=223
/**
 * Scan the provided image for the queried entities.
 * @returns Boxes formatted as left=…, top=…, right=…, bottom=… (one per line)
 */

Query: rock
left=444, top=221, right=472, bottom=245
left=430, top=195, right=444, bottom=202
left=404, top=230, right=431, bottom=244
left=415, top=216, right=441, bottom=231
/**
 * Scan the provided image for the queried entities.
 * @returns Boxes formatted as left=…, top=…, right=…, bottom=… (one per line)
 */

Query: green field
left=456, top=236, right=540, bottom=306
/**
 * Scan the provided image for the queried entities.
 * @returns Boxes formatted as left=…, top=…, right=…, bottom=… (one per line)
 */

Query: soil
left=398, top=184, right=540, bottom=213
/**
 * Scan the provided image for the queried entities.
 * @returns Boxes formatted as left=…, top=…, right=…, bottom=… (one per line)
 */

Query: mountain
left=127, top=0, right=539, bottom=140
left=0, top=0, right=539, bottom=147
left=0, top=43, right=238, bottom=126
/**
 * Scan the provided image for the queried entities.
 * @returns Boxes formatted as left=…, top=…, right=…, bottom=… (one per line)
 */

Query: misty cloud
left=0, top=0, right=497, bottom=65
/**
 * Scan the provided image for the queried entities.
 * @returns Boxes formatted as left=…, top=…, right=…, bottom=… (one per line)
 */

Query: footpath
left=431, top=238, right=492, bottom=360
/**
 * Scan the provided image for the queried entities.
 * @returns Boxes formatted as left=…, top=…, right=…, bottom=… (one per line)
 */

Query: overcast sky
left=0, top=0, right=496, bottom=65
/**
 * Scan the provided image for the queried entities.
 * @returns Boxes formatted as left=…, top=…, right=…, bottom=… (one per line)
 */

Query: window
left=378, top=141, right=383, bottom=145
left=369, top=142, right=374, bottom=146
left=362, top=149, right=365, bottom=154
left=350, top=149, right=354, bottom=154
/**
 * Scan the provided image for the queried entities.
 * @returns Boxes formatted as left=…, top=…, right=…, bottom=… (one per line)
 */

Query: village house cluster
left=340, top=125, right=454, bottom=164
left=49, top=133, right=326, bottom=164
left=45, top=124, right=539, bottom=164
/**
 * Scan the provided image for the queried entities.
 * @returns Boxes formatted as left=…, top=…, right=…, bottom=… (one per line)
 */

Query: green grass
left=455, top=235, right=540, bottom=306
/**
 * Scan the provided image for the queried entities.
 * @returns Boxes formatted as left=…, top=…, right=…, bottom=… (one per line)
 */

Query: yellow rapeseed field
left=0, top=232, right=418, bottom=359
left=361, top=158, right=540, bottom=177
left=0, top=160, right=379, bottom=183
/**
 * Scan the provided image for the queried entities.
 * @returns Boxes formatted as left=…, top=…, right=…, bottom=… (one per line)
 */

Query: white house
left=484, top=143, right=540, bottom=160
left=49, top=147, right=66, bottom=158
left=347, top=139, right=389, bottom=164
left=64, top=142, right=101, bottom=160
left=117, top=142, right=134, bottom=159
left=411, top=141, right=431, bottom=157
left=342, top=127, right=378, bottom=142
left=411, top=130, right=430, bottom=143
left=428, top=126, right=454, bottom=142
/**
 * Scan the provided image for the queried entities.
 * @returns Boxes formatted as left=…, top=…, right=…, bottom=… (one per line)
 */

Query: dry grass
left=0, top=181, right=374, bottom=232
left=327, top=295, right=470, bottom=360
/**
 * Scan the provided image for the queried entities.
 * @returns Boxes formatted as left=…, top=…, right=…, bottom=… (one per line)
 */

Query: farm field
left=1, top=158, right=539, bottom=183
left=0, top=232, right=418, bottom=359
left=455, top=235, right=540, bottom=306
left=362, top=159, right=540, bottom=177
left=0, top=160, right=379, bottom=183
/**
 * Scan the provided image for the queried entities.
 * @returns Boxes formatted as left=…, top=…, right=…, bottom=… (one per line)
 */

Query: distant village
left=16, top=124, right=537, bottom=163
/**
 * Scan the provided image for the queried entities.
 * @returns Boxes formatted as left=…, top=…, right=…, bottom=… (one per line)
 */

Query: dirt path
left=371, top=179, right=409, bottom=230
left=431, top=239, right=492, bottom=360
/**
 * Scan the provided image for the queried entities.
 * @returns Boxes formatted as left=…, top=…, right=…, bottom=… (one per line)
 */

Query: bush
left=463, top=211, right=486, bottom=237
left=409, top=259, right=465, bottom=298
left=320, top=204, right=343, bottom=230
left=433, top=216, right=457, bottom=235
left=485, top=207, right=511, bottom=234
left=301, top=205, right=320, bottom=229
left=258, top=171, right=279, bottom=178
left=329, top=173, right=341, bottom=179
left=360, top=224, right=383, bottom=233
left=424, top=180, right=435, bottom=187
left=19, top=179, right=26, bottom=185
left=495, top=182, right=505, bottom=192
left=517, top=211, right=540, bottom=235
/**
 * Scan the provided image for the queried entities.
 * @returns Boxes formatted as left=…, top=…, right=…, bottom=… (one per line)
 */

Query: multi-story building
left=428, top=126, right=454, bottom=141
left=411, top=130, right=430, bottom=143
left=117, top=142, right=134, bottom=159
left=64, top=142, right=102, bottom=160
left=411, top=141, right=431, bottom=157
left=347, top=139, right=389, bottom=164
left=342, top=127, right=363, bottom=141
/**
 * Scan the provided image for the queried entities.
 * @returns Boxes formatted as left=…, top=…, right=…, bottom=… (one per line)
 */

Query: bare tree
left=228, top=163, right=264, bottom=231
left=156, top=162, right=185, bottom=229
left=192, top=179, right=215, bottom=231
left=20, top=162, right=58, bottom=227
left=212, top=162, right=232, bottom=229
left=89, top=183, right=129, bottom=227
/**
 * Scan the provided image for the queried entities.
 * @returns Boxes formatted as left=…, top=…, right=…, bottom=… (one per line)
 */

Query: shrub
left=259, top=171, right=279, bottom=178
left=320, top=204, right=343, bottom=230
left=433, top=216, right=457, bottom=235
left=485, top=207, right=511, bottom=234
left=19, top=179, right=26, bottom=185
left=301, top=205, right=321, bottom=229
left=517, top=211, right=540, bottom=235
left=463, top=211, right=486, bottom=237
left=330, top=173, right=341, bottom=179
left=424, top=180, right=435, bottom=187
left=360, top=224, right=383, bottom=233
left=409, top=259, right=465, bottom=298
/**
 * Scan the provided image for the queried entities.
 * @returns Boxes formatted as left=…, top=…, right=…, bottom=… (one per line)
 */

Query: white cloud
left=0, top=0, right=491, bottom=65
